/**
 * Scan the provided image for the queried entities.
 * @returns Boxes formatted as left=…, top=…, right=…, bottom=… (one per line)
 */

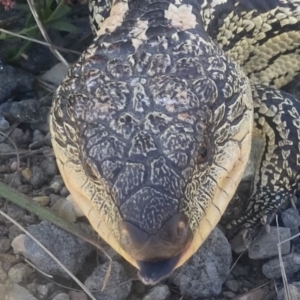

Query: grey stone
left=0, top=61, right=35, bottom=104
left=52, top=294, right=70, bottom=300
left=84, top=261, right=132, bottom=300
left=30, top=166, right=46, bottom=189
left=277, top=282, right=300, bottom=300
left=69, top=291, right=88, bottom=300
left=222, top=291, right=236, bottom=298
left=0, top=237, right=11, bottom=253
left=231, top=263, right=249, bottom=277
left=0, top=225, right=8, bottom=236
left=0, top=262, right=7, bottom=283
left=8, top=263, right=35, bottom=283
left=24, top=221, right=93, bottom=278
left=32, top=130, right=44, bottom=143
left=281, top=208, right=300, bottom=230
left=225, top=279, right=239, bottom=292
left=41, top=62, right=69, bottom=86
left=0, top=283, right=9, bottom=297
left=9, top=225, right=23, bottom=240
left=4, top=173, right=22, bottom=189
left=7, top=283, right=38, bottom=300
left=262, top=253, right=300, bottom=279
left=0, top=99, right=43, bottom=123
left=171, top=227, right=232, bottom=298
left=142, top=285, right=170, bottom=300
left=248, top=227, right=291, bottom=259
left=10, top=127, right=31, bottom=145
left=7, top=204, right=26, bottom=220
left=41, top=157, right=58, bottom=176
left=44, top=132, right=52, bottom=146
left=0, top=143, right=13, bottom=153
left=0, top=116, right=9, bottom=131
left=36, top=284, right=49, bottom=300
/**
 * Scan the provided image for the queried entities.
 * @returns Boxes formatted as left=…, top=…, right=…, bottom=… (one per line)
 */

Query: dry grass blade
left=26, top=0, right=69, bottom=66
left=276, top=215, right=291, bottom=300
left=0, top=209, right=96, bottom=300
left=102, top=262, right=112, bottom=291
left=24, top=258, right=53, bottom=278
left=0, top=28, right=81, bottom=55
left=0, top=130, right=20, bottom=171
left=229, top=250, right=246, bottom=273
left=0, top=130, right=21, bottom=187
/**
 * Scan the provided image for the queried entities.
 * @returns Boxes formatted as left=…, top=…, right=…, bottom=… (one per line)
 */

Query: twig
left=0, top=209, right=96, bottom=300
left=24, top=258, right=53, bottom=278
left=26, top=0, right=69, bottom=66
left=229, top=250, right=246, bottom=273
left=276, top=216, right=291, bottom=300
left=0, top=28, right=81, bottom=55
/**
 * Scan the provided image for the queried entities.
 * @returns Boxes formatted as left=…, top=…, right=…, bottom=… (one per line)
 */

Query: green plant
left=0, top=0, right=77, bottom=60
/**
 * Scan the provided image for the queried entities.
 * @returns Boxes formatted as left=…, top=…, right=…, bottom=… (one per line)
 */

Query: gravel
left=262, top=253, right=300, bottom=279
left=142, top=285, right=170, bottom=300
left=84, top=261, right=132, bottom=300
left=7, top=283, right=38, bottom=300
left=248, top=226, right=291, bottom=259
left=0, top=61, right=35, bottom=104
left=171, top=227, right=232, bottom=298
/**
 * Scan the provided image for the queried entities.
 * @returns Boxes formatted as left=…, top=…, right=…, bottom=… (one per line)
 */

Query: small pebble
left=30, top=166, right=46, bottom=189
left=51, top=198, right=77, bottom=223
left=44, top=132, right=52, bottom=146
left=8, top=263, right=35, bottom=283
left=277, top=282, right=300, bottom=300
left=9, top=225, right=23, bottom=240
left=21, top=168, right=33, bottom=181
left=0, top=262, right=8, bottom=283
left=248, top=227, right=291, bottom=259
left=231, top=263, right=249, bottom=277
left=7, top=283, right=38, bottom=300
left=85, top=261, right=132, bottom=300
left=281, top=208, right=300, bottom=231
left=0, top=237, right=11, bottom=253
left=41, top=157, right=58, bottom=176
left=0, top=116, right=9, bottom=131
left=69, top=291, right=88, bottom=300
left=33, top=130, right=44, bottom=143
left=52, top=293, right=70, bottom=300
left=60, top=186, right=69, bottom=197
left=262, top=253, right=300, bottom=279
left=17, top=184, right=32, bottom=194
left=4, top=173, right=22, bottom=189
left=7, top=204, right=26, bottom=220
left=32, top=196, right=50, bottom=207
left=222, top=291, right=236, bottom=298
left=171, top=227, right=232, bottom=298
left=225, top=279, right=239, bottom=292
left=36, top=284, right=49, bottom=300
left=0, top=143, right=13, bottom=153
left=142, top=285, right=170, bottom=300
left=0, top=225, right=9, bottom=236
left=50, top=176, right=64, bottom=193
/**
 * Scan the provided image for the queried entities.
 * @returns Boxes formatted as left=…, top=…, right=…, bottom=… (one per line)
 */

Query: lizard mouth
left=137, top=256, right=180, bottom=285
left=136, top=246, right=189, bottom=285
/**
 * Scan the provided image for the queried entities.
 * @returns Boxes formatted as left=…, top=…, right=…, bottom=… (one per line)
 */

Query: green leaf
left=48, top=20, right=77, bottom=33
left=47, top=3, right=71, bottom=21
